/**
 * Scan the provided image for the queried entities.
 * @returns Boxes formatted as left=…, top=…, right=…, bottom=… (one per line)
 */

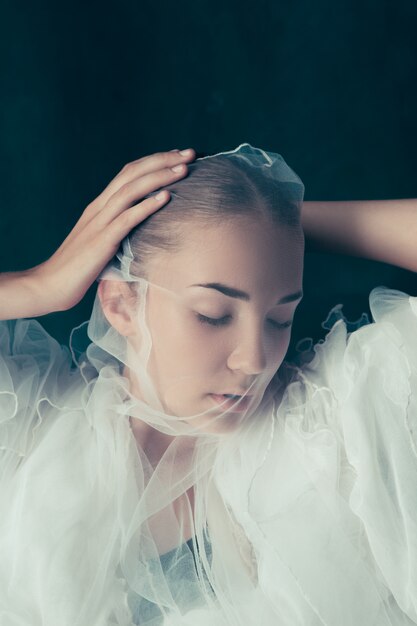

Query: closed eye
left=268, top=319, right=293, bottom=330
left=196, top=313, right=293, bottom=329
left=196, top=313, right=231, bottom=327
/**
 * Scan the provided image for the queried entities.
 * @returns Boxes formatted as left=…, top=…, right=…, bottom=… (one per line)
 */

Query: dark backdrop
left=1, top=0, right=416, bottom=356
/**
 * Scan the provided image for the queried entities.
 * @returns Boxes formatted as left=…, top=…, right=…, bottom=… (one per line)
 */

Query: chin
left=190, top=414, right=243, bottom=436
left=168, top=404, right=242, bottom=436
left=165, top=394, right=254, bottom=435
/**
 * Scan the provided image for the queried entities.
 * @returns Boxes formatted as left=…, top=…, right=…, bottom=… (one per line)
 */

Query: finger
left=55, top=189, right=171, bottom=264
left=93, top=163, right=189, bottom=229
left=101, top=149, right=196, bottom=203
left=118, top=148, right=196, bottom=182
left=103, top=191, right=172, bottom=246
left=69, top=153, right=192, bottom=238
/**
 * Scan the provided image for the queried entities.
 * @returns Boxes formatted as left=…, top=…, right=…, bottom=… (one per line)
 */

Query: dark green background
left=1, top=0, right=416, bottom=356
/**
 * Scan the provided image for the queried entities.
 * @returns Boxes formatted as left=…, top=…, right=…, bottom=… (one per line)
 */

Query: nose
left=226, top=327, right=268, bottom=376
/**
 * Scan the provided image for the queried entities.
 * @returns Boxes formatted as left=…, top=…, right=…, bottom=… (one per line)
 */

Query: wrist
left=27, top=262, right=67, bottom=315
left=0, top=268, right=40, bottom=320
left=0, top=265, right=60, bottom=320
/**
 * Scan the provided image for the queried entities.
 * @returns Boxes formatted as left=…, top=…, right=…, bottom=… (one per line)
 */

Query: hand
left=31, top=148, right=196, bottom=314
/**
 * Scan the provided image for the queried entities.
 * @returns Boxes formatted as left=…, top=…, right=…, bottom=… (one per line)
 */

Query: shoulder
left=0, top=319, right=75, bottom=445
left=290, top=287, right=417, bottom=396
left=0, top=318, right=73, bottom=385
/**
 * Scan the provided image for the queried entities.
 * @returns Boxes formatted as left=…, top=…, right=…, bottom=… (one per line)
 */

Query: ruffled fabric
left=0, top=320, right=139, bottom=625
left=215, top=286, right=417, bottom=625
left=1, top=287, right=417, bottom=625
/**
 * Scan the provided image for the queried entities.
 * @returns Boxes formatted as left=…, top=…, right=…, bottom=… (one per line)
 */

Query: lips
left=209, top=393, right=252, bottom=412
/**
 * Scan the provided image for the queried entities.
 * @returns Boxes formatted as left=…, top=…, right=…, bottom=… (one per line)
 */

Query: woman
left=1, top=144, right=416, bottom=625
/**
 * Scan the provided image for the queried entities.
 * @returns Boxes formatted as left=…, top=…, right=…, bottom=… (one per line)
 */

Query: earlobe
left=97, top=280, right=137, bottom=337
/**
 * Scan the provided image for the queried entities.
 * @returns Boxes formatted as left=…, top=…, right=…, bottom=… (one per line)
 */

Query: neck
left=129, top=415, right=176, bottom=466
left=123, top=364, right=200, bottom=471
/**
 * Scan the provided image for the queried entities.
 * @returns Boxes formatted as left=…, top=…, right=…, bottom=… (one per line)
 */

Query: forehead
left=148, top=217, right=304, bottom=296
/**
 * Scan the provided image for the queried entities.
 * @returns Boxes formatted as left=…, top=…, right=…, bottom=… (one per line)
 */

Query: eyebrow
left=190, top=283, right=303, bottom=305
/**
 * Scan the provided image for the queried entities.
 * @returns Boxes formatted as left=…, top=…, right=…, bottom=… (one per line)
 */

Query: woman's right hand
left=0, top=148, right=196, bottom=320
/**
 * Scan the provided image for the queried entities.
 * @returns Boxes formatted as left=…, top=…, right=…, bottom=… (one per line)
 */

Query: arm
left=0, top=149, right=196, bottom=321
left=0, top=268, right=51, bottom=320
left=302, top=199, right=417, bottom=273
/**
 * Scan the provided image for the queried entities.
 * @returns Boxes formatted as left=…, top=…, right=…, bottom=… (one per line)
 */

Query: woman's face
left=130, top=216, right=304, bottom=431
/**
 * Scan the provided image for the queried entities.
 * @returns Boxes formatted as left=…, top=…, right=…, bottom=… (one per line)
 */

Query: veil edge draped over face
left=72, top=142, right=306, bottom=622
left=1, top=144, right=417, bottom=624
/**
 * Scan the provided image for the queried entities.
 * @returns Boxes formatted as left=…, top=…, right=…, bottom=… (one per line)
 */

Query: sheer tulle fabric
left=1, top=286, right=417, bottom=625
left=1, top=142, right=417, bottom=625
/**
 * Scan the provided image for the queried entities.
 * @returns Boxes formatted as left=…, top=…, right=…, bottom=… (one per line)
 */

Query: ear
left=97, top=280, right=138, bottom=337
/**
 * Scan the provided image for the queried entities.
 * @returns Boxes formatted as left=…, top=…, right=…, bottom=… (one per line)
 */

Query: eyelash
left=196, top=313, right=293, bottom=330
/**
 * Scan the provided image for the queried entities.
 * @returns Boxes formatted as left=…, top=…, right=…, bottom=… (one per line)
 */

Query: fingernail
left=172, top=164, right=185, bottom=172
left=180, top=149, right=193, bottom=156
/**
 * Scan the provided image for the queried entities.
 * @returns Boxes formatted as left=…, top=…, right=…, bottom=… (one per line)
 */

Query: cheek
left=148, top=307, right=225, bottom=379
left=266, top=331, right=291, bottom=370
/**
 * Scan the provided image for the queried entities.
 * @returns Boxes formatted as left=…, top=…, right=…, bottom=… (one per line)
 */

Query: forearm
left=0, top=267, right=53, bottom=320
left=302, top=199, right=417, bottom=272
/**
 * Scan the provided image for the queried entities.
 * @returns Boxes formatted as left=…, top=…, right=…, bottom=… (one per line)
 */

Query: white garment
left=1, top=286, right=416, bottom=625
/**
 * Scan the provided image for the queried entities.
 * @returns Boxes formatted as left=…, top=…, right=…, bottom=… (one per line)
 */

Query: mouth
left=209, top=393, right=253, bottom=413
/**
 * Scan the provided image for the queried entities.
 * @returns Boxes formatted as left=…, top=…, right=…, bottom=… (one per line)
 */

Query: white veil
left=80, top=143, right=305, bottom=624
left=0, top=143, right=307, bottom=626
left=2, top=143, right=417, bottom=625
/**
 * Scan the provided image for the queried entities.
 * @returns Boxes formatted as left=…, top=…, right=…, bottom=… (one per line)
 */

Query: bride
left=1, top=144, right=416, bottom=625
